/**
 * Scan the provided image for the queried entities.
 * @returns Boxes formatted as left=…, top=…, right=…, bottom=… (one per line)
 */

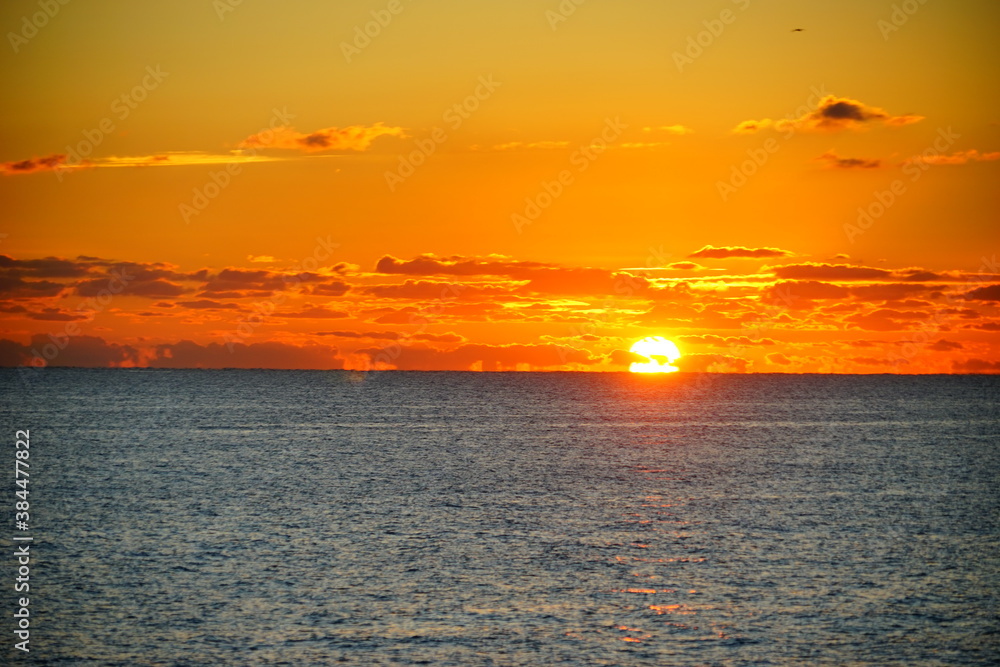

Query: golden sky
left=1, top=0, right=998, bottom=372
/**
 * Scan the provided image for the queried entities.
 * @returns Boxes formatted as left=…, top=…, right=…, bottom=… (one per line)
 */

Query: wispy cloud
left=816, top=151, right=881, bottom=169
left=238, top=123, right=405, bottom=152
left=903, top=149, right=1000, bottom=166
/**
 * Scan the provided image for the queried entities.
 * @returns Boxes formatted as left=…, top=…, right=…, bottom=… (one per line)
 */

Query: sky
left=1, top=0, right=998, bottom=372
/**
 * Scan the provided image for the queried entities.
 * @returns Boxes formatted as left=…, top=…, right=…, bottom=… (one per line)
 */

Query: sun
left=629, top=336, right=681, bottom=373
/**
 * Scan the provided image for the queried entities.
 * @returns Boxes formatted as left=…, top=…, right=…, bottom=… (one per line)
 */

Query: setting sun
left=629, top=337, right=681, bottom=374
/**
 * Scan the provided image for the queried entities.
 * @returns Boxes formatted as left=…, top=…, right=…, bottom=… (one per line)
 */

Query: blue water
left=2, top=370, right=998, bottom=665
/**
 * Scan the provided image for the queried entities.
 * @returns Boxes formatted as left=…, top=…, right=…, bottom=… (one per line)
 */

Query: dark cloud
left=927, top=339, right=963, bottom=352
left=816, top=151, right=881, bottom=169
left=770, top=263, right=892, bottom=281
left=734, top=96, right=923, bottom=133
left=0, top=275, right=65, bottom=298
left=176, top=300, right=240, bottom=310
left=279, top=306, right=349, bottom=319
left=0, top=334, right=140, bottom=367
left=951, top=358, right=1000, bottom=373
left=150, top=340, right=343, bottom=370
left=313, top=330, right=400, bottom=340
left=962, top=284, right=1000, bottom=301
left=356, top=343, right=599, bottom=371
left=0, top=154, right=69, bottom=175
left=365, top=280, right=514, bottom=300
left=375, top=254, right=554, bottom=277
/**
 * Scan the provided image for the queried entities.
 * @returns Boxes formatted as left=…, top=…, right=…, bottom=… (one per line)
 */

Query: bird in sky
left=791, top=28, right=805, bottom=32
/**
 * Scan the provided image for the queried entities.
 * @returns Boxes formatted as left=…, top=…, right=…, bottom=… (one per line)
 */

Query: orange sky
left=1, top=0, right=998, bottom=372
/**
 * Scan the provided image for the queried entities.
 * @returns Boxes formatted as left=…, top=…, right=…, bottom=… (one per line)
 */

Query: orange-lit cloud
left=734, top=96, right=923, bottom=134
left=238, top=123, right=405, bottom=152
left=490, top=141, right=571, bottom=150
left=642, top=125, right=694, bottom=135
left=689, top=245, right=793, bottom=259
left=903, top=149, right=1000, bottom=166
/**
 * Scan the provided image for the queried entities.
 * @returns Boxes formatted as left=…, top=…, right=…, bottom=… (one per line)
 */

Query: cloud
left=1, top=334, right=140, bottom=367
left=689, top=245, right=793, bottom=259
left=0, top=255, right=95, bottom=278
left=25, top=307, right=89, bottom=321
left=769, top=263, right=892, bottom=281
left=409, top=332, right=464, bottom=343
left=490, top=141, right=571, bottom=150
left=816, top=151, right=881, bottom=169
left=355, top=343, right=599, bottom=371
left=848, top=283, right=933, bottom=301
left=608, top=349, right=647, bottom=366
left=313, top=330, right=400, bottom=340
left=766, top=353, right=793, bottom=366
left=734, top=96, right=923, bottom=134
left=0, top=276, right=65, bottom=298
left=962, top=284, right=1000, bottom=301
left=198, top=268, right=328, bottom=298
left=375, top=254, right=649, bottom=297
left=176, top=300, right=240, bottom=310
left=150, top=340, right=343, bottom=370
left=951, top=358, right=1000, bottom=373
left=279, top=306, right=349, bottom=319
left=849, top=356, right=901, bottom=367
left=76, top=277, right=185, bottom=298
left=678, top=334, right=775, bottom=347
left=306, top=281, right=351, bottom=297
left=365, top=280, right=515, bottom=300
left=844, top=308, right=927, bottom=331
left=375, top=253, right=554, bottom=277
left=642, top=125, right=694, bottom=135
left=2, top=151, right=286, bottom=175
left=964, top=322, right=1000, bottom=331
left=1, top=154, right=69, bottom=175
left=673, top=353, right=749, bottom=373
left=903, top=149, right=1000, bottom=166
left=664, top=261, right=705, bottom=270
left=927, top=339, right=963, bottom=352
left=767, top=280, right=850, bottom=304
left=238, top=123, right=405, bottom=152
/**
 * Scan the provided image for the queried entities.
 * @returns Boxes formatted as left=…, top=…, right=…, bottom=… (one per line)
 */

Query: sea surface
left=1, top=370, right=998, bottom=666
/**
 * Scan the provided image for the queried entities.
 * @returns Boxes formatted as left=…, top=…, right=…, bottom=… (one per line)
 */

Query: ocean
left=1, top=370, right=998, bottom=665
